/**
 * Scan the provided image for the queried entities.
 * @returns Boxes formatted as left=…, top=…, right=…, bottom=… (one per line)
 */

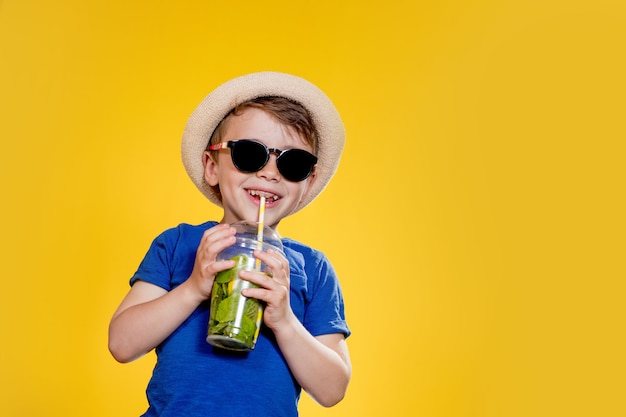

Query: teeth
left=248, top=189, right=279, bottom=201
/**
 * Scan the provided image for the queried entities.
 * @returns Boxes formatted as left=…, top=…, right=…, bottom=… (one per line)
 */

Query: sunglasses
left=208, top=139, right=318, bottom=182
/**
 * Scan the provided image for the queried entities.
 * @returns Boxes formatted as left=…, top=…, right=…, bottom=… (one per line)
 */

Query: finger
left=242, top=284, right=288, bottom=304
left=198, top=225, right=236, bottom=254
left=238, top=270, right=275, bottom=289
left=205, top=224, right=237, bottom=243
left=204, top=258, right=236, bottom=275
left=261, top=248, right=288, bottom=265
left=253, top=250, right=289, bottom=281
left=242, top=281, right=290, bottom=308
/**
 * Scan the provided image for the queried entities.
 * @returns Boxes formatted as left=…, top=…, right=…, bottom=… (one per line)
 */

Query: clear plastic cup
left=206, top=221, right=283, bottom=351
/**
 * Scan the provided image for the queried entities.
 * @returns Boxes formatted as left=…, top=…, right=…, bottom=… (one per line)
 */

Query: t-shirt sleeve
left=303, top=253, right=351, bottom=339
left=129, top=228, right=179, bottom=291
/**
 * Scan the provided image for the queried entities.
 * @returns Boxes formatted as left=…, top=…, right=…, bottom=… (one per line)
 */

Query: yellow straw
left=255, top=196, right=266, bottom=270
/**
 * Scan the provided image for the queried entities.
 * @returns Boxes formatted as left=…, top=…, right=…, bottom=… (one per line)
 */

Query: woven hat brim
left=181, top=71, right=345, bottom=214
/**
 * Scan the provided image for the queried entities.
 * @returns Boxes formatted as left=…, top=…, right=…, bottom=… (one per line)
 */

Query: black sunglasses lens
left=231, top=141, right=268, bottom=172
left=277, top=149, right=317, bottom=182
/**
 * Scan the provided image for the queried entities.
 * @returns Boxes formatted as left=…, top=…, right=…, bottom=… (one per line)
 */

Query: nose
left=256, top=154, right=280, bottom=181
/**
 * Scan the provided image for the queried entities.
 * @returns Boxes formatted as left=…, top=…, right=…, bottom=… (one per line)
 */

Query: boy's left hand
left=239, top=249, right=293, bottom=330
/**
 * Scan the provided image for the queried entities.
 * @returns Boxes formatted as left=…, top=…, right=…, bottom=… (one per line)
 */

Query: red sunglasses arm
left=207, top=142, right=229, bottom=151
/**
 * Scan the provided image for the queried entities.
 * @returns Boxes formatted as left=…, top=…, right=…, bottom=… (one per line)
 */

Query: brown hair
left=206, top=96, right=319, bottom=154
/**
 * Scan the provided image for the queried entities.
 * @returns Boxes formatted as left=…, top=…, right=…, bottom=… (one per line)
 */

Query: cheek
left=205, top=153, right=239, bottom=186
left=291, top=182, right=311, bottom=202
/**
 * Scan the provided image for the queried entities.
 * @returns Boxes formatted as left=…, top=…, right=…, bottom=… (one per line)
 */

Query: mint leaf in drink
left=215, top=296, right=238, bottom=323
left=215, top=255, right=249, bottom=283
left=244, top=298, right=261, bottom=322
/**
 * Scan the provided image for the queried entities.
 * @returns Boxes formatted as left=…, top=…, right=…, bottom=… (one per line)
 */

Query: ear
left=300, top=167, right=318, bottom=202
left=203, top=151, right=220, bottom=186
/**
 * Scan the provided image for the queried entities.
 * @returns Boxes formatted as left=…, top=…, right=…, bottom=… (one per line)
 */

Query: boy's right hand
left=186, top=223, right=237, bottom=300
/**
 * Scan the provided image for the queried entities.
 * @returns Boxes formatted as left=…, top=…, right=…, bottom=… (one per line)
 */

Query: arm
left=108, top=280, right=205, bottom=363
left=240, top=250, right=352, bottom=406
left=274, top=321, right=352, bottom=406
left=108, top=223, right=237, bottom=363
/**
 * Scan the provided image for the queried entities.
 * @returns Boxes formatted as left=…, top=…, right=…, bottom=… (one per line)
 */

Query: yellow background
left=1, top=0, right=624, bottom=416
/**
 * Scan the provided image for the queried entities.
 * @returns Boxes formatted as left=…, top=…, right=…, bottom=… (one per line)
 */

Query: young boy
left=108, top=72, right=351, bottom=416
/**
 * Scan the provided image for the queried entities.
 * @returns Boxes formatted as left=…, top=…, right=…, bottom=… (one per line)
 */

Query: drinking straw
left=255, top=196, right=266, bottom=270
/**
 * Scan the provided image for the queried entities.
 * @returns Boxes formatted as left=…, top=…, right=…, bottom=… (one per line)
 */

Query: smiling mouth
left=248, top=189, right=280, bottom=202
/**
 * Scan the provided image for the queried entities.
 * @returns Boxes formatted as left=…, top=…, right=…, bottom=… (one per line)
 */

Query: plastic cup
left=206, top=221, right=283, bottom=351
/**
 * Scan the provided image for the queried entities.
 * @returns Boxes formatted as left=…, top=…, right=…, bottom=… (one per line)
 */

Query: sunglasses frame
left=208, top=139, right=318, bottom=182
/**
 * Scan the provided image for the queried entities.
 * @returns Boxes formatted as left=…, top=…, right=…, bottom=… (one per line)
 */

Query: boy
left=108, top=72, right=351, bottom=416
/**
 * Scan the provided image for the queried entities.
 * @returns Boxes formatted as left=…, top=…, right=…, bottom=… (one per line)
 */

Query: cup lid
left=230, top=220, right=284, bottom=252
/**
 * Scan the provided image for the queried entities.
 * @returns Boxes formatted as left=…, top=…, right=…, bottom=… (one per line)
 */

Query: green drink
left=207, top=255, right=264, bottom=350
left=206, top=221, right=283, bottom=351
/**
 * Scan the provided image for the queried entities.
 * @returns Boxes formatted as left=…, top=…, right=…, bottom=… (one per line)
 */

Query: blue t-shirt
left=130, top=221, right=350, bottom=417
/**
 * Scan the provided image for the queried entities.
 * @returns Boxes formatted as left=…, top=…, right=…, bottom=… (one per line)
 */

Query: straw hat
left=181, top=71, right=345, bottom=213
